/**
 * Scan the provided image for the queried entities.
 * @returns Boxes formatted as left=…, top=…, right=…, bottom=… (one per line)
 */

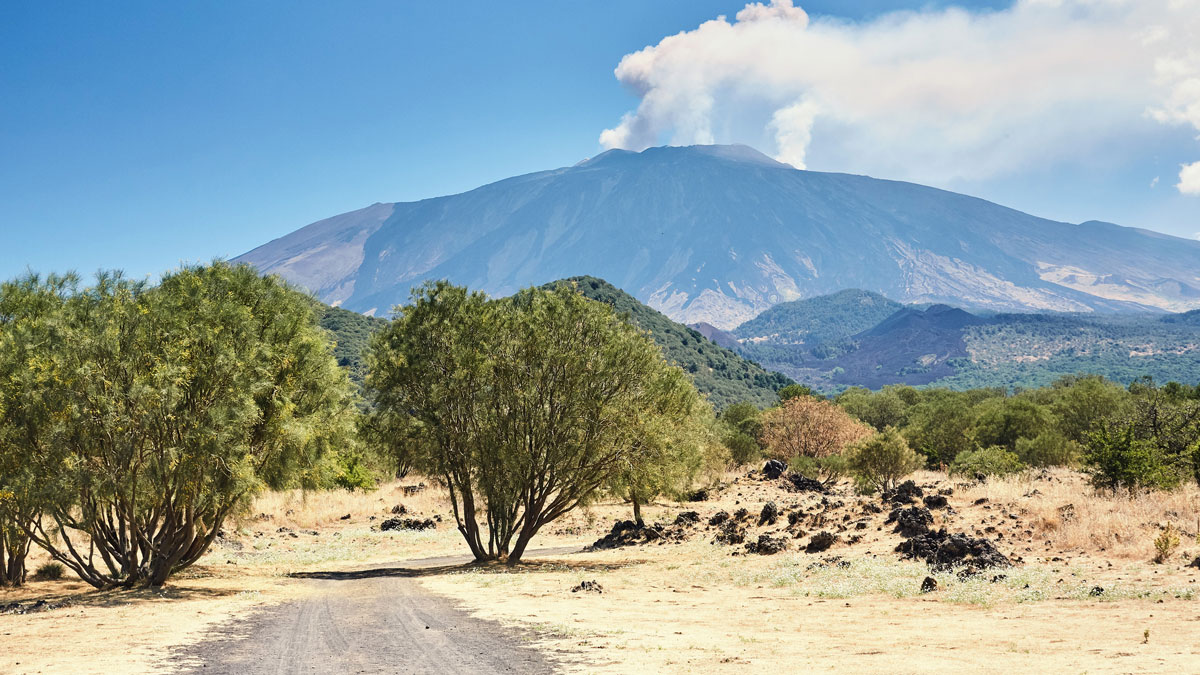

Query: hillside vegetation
left=319, top=304, right=388, bottom=388
left=731, top=289, right=1200, bottom=393
left=552, top=276, right=792, bottom=409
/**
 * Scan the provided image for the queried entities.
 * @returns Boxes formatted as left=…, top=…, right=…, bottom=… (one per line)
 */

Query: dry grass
left=241, top=477, right=451, bottom=531
left=955, top=468, right=1200, bottom=561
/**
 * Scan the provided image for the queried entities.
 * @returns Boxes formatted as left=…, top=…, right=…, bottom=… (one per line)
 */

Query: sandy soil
left=2, top=471, right=1199, bottom=674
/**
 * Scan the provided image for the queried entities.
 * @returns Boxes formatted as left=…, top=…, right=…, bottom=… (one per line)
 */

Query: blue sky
left=1, top=0, right=1194, bottom=281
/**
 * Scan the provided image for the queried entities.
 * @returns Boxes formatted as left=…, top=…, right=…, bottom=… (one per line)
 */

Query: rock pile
left=571, top=580, right=604, bottom=593
left=589, top=518, right=693, bottom=550
left=897, top=529, right=1011, bottom=574
left=886, top=506, right=933, bottom=537
left=745, top=533, right=789, bottom=555
left=805, top=531, right=838, bottom=553
left=380, top=517, right=436, bottom=532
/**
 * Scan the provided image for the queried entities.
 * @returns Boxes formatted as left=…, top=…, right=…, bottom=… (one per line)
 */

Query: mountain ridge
left=236, top=144, right=1200, bottom=327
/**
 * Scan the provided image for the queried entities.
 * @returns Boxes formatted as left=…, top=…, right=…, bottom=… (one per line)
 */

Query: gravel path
left=171, top=548, right=579, bottom=674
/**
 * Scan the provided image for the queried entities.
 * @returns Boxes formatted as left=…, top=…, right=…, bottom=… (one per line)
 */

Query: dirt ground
left=3, top=470, right=1199, bottom=673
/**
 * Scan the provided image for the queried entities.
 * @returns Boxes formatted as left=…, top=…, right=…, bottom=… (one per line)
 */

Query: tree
left=836, top=386, right=911, bottom=431
left=18, top=264, right=355, bottom=588
left=902, top=390, right=980, bottom=466
left=846, top=427, right=923, bottom=493
left=948, top=446, right=1026, bottom=480
left=777, top=384, right=820, bottom=402
left=718, top=401, right=765, bottom=465
left=759, top=396, right=872, bottom=461
left=0, top=273, right=74, bottom=586
left=607, top=391, right=725, bottom=527
left=367, top=281, right=702, bottom=564
left=972, top=396, right=1054, bottom=452
left=1044, top=374, right=1128, bottom=443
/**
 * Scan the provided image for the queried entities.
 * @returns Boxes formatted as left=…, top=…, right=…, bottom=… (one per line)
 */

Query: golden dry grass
left=955, top=468, right=1200, bottom=561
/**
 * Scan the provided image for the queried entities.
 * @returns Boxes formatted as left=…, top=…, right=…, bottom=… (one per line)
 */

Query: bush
left=846, top=427, right=923, bottom=493
left=724, top=431, right=761, bottom=466
left=333, top=451, right=377, bottom=491
left=1015, top=431, right=1080, bottom=468
left=1085, top=426, right=1183, bottom=491
left=1153, top=523, right=1180, bottom=564
left=948, top=446, right=1025, bottom=480
left=761, top=396, right=872, bottom=462
left=789, top=453, right=848, bottom=486
left=32, top=562, right=64, bottom=581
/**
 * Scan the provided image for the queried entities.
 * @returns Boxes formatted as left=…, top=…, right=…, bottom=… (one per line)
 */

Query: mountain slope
left=734, top=289, right=903, bottom=345
left=237, top=144, right=1200, bottom=328
left=550, top=276, right=792, bottom=409
left=732, top=290, right=1200, bottom=392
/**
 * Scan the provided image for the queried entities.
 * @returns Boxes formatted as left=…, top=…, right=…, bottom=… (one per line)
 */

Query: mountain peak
left=576, top=143, right=789, bottom=170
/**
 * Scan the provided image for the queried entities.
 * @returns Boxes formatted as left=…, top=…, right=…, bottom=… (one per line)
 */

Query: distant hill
left=728, top=289, right=1200, bottom=392
left=318, top=304, right=387, bottom=389
left=735, top=289, right=902, bottom=345
left=550, top=276, right=792, bottom=410
left=236, top=144, right=1200, bottom=330
left=688, top=322, right=741, bottom=350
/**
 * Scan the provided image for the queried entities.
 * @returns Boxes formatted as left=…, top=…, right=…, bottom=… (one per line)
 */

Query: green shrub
left=1085, top=426, right=1183, bottom=491
left=846, top=427, right=923, bottom=493
left=948, top=446, right=1025, bottom=480
left=32, top=562, right=64, bottom=581
left=1015, top=431, right=1080, bottom=468
left=333, top=451, right=377, bottom=491
left=789, top=453, right=848, bottom=486
left=723, top=431, right=761, bottom=466
left=1153, top=523, right=1180, bottom=564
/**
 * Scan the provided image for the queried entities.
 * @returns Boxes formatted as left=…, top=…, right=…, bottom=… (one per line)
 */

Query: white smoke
left=600, top=0, right=1200, bottom=195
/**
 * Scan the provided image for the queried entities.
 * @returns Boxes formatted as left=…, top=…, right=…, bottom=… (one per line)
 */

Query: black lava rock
left=897, top=529, right=1011, bottom=573
left=758, top=501, right=780, bottom=526
left=571, top=580, right=603, bottom=593
left=885, top=480, right=924, bottom=505
left=708, top=511, right=730, bottom=526
left=785, top=473, right=826, bottom=493
left=674, top=511, right=701, bottom=526
left=763, top=459, right=788, bottom=480
left=921, top=576, right=938, bottom=593
left=923, top=495, right=949, bottom=510
left=380, top=517, right=436, bottom=532
left=805, top=531, right=838, bottom=554
left=746, top=534, right=789, bottom=555
left=886, top=506, right=933, bottom=538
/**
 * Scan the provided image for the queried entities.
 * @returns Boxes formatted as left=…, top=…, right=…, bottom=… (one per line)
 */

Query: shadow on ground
left=289, top=546, right=638, bottom=581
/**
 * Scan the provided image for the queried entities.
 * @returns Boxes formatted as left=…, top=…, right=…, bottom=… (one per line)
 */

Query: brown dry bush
left=760, top=396, right=873, bottom=462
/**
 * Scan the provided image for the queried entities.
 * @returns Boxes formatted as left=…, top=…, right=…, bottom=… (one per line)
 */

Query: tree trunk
left=506, top=519, right=540, bottom=565
left=631, top=493, right=644, bottom=528
left=0, top=528, right=29, bottom=587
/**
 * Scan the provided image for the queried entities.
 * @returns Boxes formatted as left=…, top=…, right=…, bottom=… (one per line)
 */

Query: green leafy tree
left=0, top=273, right=74, bottom=586
left=903, top=390, right=981, bottom=467
left=367, top=281, right=703, bottom=564
left=17, top=264, right=355, bottom=588
left=836, top=386, right=911, bottom=431
left=1044, top=374, right=1129, bottom=443
left=846, top=427, right=923, bottom=493
left=1085, top=425, right=1184, bottom=491
left=972, top=396, right=1055, bottom=451
left=1015, top=430, right=1080, bottom=468
left=949, top=446, right=1026, bottom=480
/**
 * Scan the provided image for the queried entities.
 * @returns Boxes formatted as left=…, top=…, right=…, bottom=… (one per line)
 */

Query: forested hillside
left=552, top=276, right=793, bottom=409
left=319, top=304, right=388, bottom=388
left=729, top=289, right=1200, bottom=393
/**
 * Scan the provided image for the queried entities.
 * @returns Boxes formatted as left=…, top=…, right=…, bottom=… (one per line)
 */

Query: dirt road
left=171, top=549, right=579, bottom=674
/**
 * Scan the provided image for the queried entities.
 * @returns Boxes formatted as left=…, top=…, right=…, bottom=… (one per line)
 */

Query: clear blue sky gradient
left=1, top=0, right=1192, bottom=281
